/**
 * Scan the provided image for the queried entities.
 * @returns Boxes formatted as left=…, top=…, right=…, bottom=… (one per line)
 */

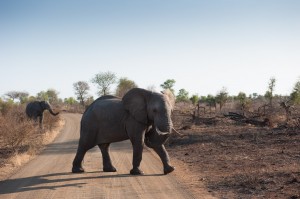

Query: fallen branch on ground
left=224, top=112, right=269, bottom=127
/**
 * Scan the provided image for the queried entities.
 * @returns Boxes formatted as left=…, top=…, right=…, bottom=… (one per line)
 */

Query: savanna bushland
left=1, top=73, right=299, bottom=198
left=0, top=97, right=61, bottom=177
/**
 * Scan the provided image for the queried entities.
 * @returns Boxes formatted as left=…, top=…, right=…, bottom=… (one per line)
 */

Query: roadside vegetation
left=167, top=77, right=300, bottom=199
left=1, top=71, right=299, bottom=197
left=0, top=96, right=61, bottom=177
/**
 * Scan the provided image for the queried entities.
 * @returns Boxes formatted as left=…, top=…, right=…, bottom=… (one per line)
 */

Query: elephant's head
left=122, top=88, right=175, bottom=136
left=40, top=101, right=59, bottom=116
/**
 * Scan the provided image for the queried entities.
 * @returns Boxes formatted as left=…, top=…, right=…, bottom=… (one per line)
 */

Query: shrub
left=0, top=99, right=14, bottom=115
left=0, top=104, right=60, bottom=158
left=0, top=106, right=37, bottom=153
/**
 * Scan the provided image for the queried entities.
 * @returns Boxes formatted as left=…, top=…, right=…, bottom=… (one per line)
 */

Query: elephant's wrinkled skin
left=72, top=88, right=175, bottom=175
left=26, top=101, right=59, bottom=128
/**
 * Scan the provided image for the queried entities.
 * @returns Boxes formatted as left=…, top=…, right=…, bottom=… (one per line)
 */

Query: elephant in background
left=72, top=88, right=176, bottom=175
left=26, top=101, right=59, bottom=127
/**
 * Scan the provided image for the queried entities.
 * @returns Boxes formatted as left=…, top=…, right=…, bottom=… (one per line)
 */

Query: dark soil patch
left=168, top=113, right=300, bottom=199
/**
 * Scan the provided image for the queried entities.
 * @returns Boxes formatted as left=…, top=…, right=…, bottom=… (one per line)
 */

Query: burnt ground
left=167, top=111, right=300, bottom=199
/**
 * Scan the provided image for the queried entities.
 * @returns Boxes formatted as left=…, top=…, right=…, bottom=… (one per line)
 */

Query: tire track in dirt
left=0, top=113, right=208, bottom=199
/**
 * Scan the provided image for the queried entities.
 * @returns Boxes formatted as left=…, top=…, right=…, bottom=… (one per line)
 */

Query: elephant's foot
left=164, top=165, right=175, bottom=175
left=130, top=168, right=144, bottom=175
left=72, top=166, right=85, bottom=173
left=103, top=166, right=117, bottom=172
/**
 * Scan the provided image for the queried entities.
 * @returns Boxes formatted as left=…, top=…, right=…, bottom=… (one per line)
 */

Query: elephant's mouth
left=145, top=126, right=170, bottom=148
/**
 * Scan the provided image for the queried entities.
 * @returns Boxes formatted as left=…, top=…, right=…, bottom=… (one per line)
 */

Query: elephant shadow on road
left=0, top=171, right=163, bottom=195
left=41, top=139, right=131, bottom=155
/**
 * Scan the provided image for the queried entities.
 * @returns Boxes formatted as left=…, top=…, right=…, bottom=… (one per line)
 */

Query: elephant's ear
left=122, top=88, right=149, bottom=124
left=40, top=101, right=50, bottom=110
left=39, top=101, right=46, bottom=109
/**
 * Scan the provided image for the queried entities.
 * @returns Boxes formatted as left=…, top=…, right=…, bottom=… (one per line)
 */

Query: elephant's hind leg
left=72, top=148, right=87, bottom=173
left=98, top=143, right=117, bottom=172
left=72, top=141, right=93, bottom=173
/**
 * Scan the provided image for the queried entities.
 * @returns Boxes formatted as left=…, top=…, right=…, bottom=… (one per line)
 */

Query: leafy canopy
left=91, top=71, right=117, bottom=96
left=176, top=88, right=189, bottom=102
left=115, top=77, right=137, bottom=97
left=160, top=79, right=176, bottom=94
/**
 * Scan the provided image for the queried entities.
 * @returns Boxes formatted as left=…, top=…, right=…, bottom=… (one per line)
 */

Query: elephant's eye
left=153, top=109, right=157, bottom=113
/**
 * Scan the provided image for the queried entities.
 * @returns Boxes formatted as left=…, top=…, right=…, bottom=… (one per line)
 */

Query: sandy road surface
left=0, top=113, right=196, bottom=199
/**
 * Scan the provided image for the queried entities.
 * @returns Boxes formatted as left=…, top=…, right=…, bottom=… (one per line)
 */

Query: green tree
left=206, top=94, right=216, bottom=111
left=28, top=96, right=36, bottom=102
left=0, top=98, right=14, bottom=115
left=91, top=71, right=117, bottom=96
left=160, top=79, right=176, bottom=94
left=290, top=78, right=300, bottom=104
left=216, top=87, right=228, bottom=111
left=190, top=94, right=199, bottom=105
left=237, top=92, right=247, bottom=105
left=73, top=81, right=90, bottom=106
left=176, top=89, right=189, bottom=102
left=36, top=89, right=59, bottom=103
left=236, top=92, right=250, bottom=114
left=64, top=97, right=77, bottom=105
left=46, top=89, right=59, bottom=104
left=264, top=77, right=276, bottom=106
left=18, top=92, right=29, bottom=104
left=36, top=91, right=49, bottom=101
left=199, top=96, right=207, bottom=103
left=115, top=77, right=137, bottom=97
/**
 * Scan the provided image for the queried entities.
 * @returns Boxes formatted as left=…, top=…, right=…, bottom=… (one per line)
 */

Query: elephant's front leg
left=130, top=141, right=144, bottom=175
left=127, top=121, right=146, bottom=175
left=39, top=115, right=43, bottom=129
left=153, top=145, right=175, bottom=175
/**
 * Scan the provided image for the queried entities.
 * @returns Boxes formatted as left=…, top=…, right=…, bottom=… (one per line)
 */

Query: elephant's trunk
left=154, top=117, right=173, bottom=135
left=48, top=107, right=59, bottom=116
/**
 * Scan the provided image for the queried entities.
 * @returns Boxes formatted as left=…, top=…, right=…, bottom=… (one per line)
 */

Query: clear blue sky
left=1, top=0, right=299, bottom=99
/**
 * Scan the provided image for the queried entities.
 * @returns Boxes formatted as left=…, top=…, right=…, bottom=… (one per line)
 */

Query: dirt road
left=0, top=113, right=196, bottom=199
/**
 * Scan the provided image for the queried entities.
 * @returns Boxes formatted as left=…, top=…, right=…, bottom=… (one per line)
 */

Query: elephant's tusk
left=172, top=128, right=185, bottom=137
left=155, top=127, right=169, bottom=135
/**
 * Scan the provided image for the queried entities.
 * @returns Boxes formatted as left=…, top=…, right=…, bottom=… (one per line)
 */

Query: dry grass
left=0, top=106, right=36, bottom=154
left=41, top=119, right=65, bottom=145
left=0, top=105, right=63, bottom=180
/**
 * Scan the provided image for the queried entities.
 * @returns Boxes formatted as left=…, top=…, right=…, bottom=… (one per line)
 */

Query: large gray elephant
left=26, top=101, right=59, bottom=127
left=72, top=88, right=176, bottom=175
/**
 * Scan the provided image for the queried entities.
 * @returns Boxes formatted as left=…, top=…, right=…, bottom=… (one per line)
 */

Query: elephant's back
left=81, top=96, right=126, bottom=128
left=25, top=101, right=38, bottom=117
left=83, top=95, right=122, bottom=116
